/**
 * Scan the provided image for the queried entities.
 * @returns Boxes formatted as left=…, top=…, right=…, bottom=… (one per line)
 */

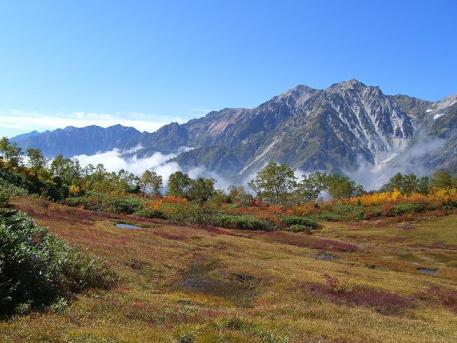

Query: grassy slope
left=1, top=197, right=457, bottom=343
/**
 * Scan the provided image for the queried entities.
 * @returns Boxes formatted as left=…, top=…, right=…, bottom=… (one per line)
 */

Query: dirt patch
left=178, top=257, right=263, bottom=306
left=128, top=259, right=149, bottom=271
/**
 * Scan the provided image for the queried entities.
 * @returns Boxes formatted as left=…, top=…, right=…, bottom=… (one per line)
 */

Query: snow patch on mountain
left=433, top=113, right=446, bottom=120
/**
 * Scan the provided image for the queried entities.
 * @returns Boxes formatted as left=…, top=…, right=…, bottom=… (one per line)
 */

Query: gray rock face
left=11, top=80, right=457, bottom=181
left=389, top=94, right=457, bottom=174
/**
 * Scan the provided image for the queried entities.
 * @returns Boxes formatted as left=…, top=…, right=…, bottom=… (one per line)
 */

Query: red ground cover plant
left=417, top=286, right=457, bottom=314
left=206, top=227, right=248, bottom=237
left=301, top=273, right=415, bottom=315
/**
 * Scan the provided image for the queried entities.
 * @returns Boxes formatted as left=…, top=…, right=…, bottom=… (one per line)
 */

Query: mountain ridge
left=11, top=80, right=457, bottom=182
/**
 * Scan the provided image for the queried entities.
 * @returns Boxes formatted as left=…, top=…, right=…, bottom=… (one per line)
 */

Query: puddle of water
left=178, top=258, right=261, bottom=307
left=315, top=253, right=336, bottom=261
left=417, top=267, right=438, bottom=276
left=116, top=223, right=142, bottom=230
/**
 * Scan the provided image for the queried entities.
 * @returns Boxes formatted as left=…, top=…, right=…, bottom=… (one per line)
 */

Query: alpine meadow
left=1, top=1, right=457, bottom=342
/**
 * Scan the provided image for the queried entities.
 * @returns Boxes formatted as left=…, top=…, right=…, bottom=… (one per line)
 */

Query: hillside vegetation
left=0, top=196, right=456, bottom=342
left=1, top=138, right=457, bottom=342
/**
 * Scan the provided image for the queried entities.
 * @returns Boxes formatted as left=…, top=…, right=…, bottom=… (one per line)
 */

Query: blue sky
left=0, top=0, right=456, bottom=137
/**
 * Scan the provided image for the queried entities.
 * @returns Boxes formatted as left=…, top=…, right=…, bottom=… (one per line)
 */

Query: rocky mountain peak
left=11, top=80, right=457, bottom=182
left=329, top=79, right=367, bottom=90
left=430, top=93, right=457, bottom=112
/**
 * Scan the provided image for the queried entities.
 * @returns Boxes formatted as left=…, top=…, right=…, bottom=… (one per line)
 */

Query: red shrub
left=301, top=276, right=415, bottom=315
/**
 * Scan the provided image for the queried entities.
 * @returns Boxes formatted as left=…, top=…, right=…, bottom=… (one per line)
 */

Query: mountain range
left=12, top=80, right=457, bottom=184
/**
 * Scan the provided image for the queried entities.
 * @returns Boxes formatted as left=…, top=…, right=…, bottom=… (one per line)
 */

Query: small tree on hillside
left=431, top=170, right=456, bottom=189
left=323, top=173, right=364, bottom=199
left=382, top=173, right=430, bottom=195
left=188, top=177, right=215, bottom=204
left=167, top=171, right=191, bottom=198
left=248, top=161, right=297, bottom=205
left=0, top=137, right=23, bottom=167
left=296, top=171, right=326, bottom=201
left=228, top=185, right=253, bottom=206
left=140, top=170, right=163, bottom=196
left=26, top=148, right=47, bottom=174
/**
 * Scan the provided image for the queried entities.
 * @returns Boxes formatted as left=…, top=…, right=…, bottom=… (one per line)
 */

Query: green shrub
left=65, top=193, right=144, bottom=214
left=362, top=206, right=383, bottom=220
left=391, top=203, right=425, bottom=216
left=216, top=214, right=274, bottom=231
left=331, top=204, right=366, bottom=220
left=64, top=194, right=104, bottom=211
left=111, top=197, right=144, bottom=214
left=185, top=204, right=217, bottom=227
left=160, top=202, right=217, bottom=227
left=0, top=210, right=117, bottom=317
left=133, top=208, right=167, bottom=219
left=0, top=188, right=10, bottom=207
left=316, top=212, right=342, bottom=222
left=0, top=168, right=28, bottom=191
left=63, top=197, right=83, bottom=207
left=280, top=215, right=320, bottom=229
left=1, top=167, right=62, bottom=201
left=443, top=200, right=457, bottom=210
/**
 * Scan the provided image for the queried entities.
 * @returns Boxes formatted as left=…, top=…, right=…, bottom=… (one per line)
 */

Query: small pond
left=315, top=252, right=336, bottom=261
left=417, top=267, right=438, bottom=276
left=115, top=223, right=142, bottom=230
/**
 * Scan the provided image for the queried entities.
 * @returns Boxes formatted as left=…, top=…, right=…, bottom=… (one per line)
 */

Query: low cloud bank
left=74, top=148, right=233, bottom=189
left=74, top=149, right=177, bottom=177
left=348, top=135, right=447, bottom=190
left=73, top=133, right=448, bottom=193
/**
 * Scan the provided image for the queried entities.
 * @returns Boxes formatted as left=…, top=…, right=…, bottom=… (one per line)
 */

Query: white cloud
left=73, top=148, right=234, bottom=190
left=74, top=149, right=177, bottom=176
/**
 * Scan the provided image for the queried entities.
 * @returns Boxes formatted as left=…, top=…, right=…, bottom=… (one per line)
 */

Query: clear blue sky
left=0, top=0, right=456, bottom=137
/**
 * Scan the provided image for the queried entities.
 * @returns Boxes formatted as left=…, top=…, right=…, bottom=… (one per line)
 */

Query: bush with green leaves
left=161, top=202, right=217, bottom=227
left=65, top=193, right=144, bottom=214
left=216, top=214, right=274, bottom=231
left=390, top=202, right=425, bottom=216
left=133, top=208, right=167, bottom=219
left=111, top=197, right=144, bottom=214
left=362, top=206, right=383, bottom=220
left=0, top=210, right=117, bottom=316
left=0, top=188, right=10, bottom=208
left=331, top=204, right=366, bottom=220
left=280, top=215, right=320, bottom=229
left=316, top=212, right=342, bottom=222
